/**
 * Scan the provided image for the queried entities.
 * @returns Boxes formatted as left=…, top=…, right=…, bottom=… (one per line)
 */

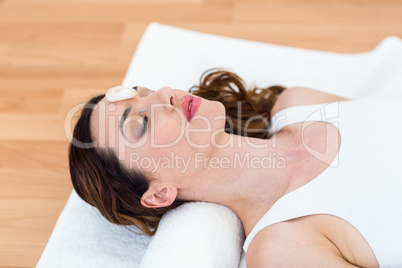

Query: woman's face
left=91, top=86, right=225, bottom=179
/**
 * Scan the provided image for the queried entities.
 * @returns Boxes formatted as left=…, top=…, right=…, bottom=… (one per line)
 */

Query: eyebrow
left=120, top=106, right=132, bottom=137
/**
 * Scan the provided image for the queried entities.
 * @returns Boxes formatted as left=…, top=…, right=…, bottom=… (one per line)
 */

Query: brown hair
left=190, top=69, right=285, bottom=139
left=69, top=95, right=185, bottom=236
left=68, top=69, right=285, bottom=236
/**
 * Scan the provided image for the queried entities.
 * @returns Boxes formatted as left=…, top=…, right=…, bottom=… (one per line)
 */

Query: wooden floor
left=0, top=0, right=401, bottom=267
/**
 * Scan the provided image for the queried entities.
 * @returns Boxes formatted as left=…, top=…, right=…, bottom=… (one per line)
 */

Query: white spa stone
left=105, top=86, right=138, bottom=102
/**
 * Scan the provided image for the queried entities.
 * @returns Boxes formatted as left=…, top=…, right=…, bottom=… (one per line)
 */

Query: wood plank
left=0, top=87, right=63, bottom=114
left=0, top=168, right=72, bottom=267
left=0, top=141, right=68, bottom=169
left=153, top=22, right=402, bottom=53
left=0, top=4, right=232, bottom=23
left=4, top=0, right=202, bottom=4
left=0, top=77, right=120, bottom=91
left=0, top=198, right=71, bottom=267
left=0, top=22, right=124, bottom=44
left=233, top=3, right=402, bottom=52
left=0, top=168, right=71, bottom=199
left=234, top=2, right=402, bottom=25
left=60, top=87, right=106, bottom=114
left=0, top=114, right=67, bottom=141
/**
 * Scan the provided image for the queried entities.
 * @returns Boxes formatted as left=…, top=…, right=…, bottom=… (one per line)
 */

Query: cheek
left=152, top=115, right=184, bottom=148
left=154, top=127, right=182, bottom=146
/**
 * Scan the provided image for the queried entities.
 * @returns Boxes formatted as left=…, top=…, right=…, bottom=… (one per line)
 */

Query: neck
left=177, top=131, right=299, bottom=235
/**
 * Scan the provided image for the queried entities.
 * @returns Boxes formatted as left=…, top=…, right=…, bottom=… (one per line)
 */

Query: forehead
left=89, top=86, right=154, bottom=147
left=90, top=97, right=130, bottom=146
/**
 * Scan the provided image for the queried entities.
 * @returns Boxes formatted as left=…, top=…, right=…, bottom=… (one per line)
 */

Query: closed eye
left=125, top=114, right=148, bottom=139
left=120, top=107, right=149, bottom=140
left=120, top=106, right=133, bottom=138
left=140, top=115, right=148, bottom=137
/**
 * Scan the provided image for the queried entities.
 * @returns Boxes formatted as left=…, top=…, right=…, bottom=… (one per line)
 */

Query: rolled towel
left=140, top=202, right=245, bottom=268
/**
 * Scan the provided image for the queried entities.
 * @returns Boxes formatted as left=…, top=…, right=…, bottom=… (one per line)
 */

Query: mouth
left=181, top=95, right=201, bottom=122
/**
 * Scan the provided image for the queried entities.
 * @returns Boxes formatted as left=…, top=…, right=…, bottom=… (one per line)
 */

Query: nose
left=140, top=86, right=177, bottom=113
left=155, top=86, right=177, bottom=111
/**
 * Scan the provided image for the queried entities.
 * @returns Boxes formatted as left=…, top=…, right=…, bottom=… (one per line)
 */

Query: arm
left=271, top=86, right=350, bottom=117
left=246, top=225, right=359, bottom=268
left=247, top=246, right=359, bottom=268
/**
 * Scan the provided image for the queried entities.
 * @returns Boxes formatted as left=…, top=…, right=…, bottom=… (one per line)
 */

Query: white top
left=243, top=97, right=402, bottom=267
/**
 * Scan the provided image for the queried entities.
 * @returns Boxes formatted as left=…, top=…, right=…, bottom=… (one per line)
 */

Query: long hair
left=68, top=69, right=285, bottom=236
left=190, top=69, right=285, bottom=138
left=69, top=95, right=184, bottom=236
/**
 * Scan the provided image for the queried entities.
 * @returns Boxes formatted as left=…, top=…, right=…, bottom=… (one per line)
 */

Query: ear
left=141, top=186, right=178, bottom=208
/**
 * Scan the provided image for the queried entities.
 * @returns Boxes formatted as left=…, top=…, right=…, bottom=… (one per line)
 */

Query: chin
left=214, top=99, right=226, bottom=112
left=196, top=98, right=226, bottom=129
left=211, top=100, right=226, bottom=128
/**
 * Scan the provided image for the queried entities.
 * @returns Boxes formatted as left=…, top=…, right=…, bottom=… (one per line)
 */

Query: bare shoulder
left=271, top=86, right=350, bottom=116
left=245, top=219, right=357, bottom=268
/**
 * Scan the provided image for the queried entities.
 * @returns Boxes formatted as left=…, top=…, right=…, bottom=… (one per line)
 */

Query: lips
left=181, top=95, right=201, bottom=122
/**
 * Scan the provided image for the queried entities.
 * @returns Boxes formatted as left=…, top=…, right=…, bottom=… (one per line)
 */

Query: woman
left=69, top=70, right=402, bottom=267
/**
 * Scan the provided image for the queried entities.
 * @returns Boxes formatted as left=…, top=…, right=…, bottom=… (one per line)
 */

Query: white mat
left=37, top=23, right=402, bottom=268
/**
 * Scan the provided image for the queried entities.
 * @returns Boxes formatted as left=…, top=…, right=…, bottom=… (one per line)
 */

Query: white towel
left=37, top=23, right=402, bottom=268
left=38, top=190, right=150, bottom=267
left=140, top=202, right=244, bottom=268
